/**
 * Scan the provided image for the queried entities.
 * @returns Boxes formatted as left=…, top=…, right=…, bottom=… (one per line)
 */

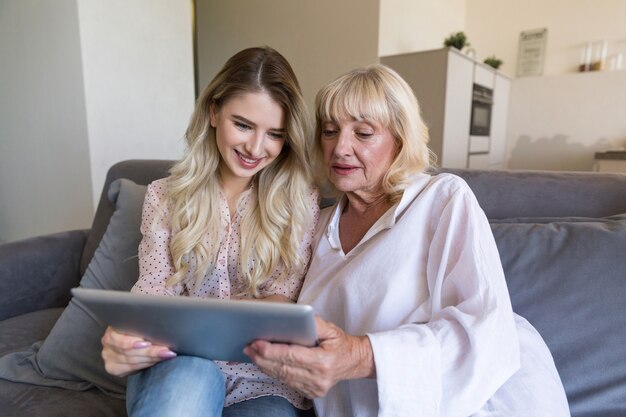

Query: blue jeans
left=126, top=356, right=299, bottom=417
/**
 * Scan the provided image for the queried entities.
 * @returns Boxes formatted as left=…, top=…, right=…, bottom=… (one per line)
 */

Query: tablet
left=71, top=287, right=317, bottom=363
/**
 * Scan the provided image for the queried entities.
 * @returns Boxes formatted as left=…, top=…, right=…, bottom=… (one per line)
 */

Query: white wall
left=196, top=0, right=380, bottom=112
left=465, top=0, right=626, bottom=77
left=0, top=0, right=195, bottom=243
left=77, top=0, right=194, bottom=206
left=379, top=0, right=466, bottom=57
left=0, top=0, right=93, bottom=243
left=507, top=70, right=626, bottom=171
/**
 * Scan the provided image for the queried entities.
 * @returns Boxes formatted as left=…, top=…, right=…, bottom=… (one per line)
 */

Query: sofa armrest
left=0, top=229, right=88, bottom=320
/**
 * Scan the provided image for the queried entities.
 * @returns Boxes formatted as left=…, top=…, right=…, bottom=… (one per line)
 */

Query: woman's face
left=320, top=117, right=398, bottom=201
left=211, top=91, right=286, bottom=190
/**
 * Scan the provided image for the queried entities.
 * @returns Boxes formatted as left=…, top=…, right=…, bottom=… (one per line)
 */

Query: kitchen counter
left=595, top=150, right=626, bottom=173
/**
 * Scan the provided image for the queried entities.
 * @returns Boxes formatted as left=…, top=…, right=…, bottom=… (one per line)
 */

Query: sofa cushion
left=0, top=179, right=147, bottom=398
left=0, top=378, right=127, bottom=417
left=0, top=230, right=87, bottom=320
left=491, top=214, right=626, bottom=417
left=0, top=308, right=64, bottom=356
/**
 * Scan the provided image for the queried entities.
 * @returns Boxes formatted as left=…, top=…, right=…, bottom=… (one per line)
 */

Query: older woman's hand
left=101, top=326, right=177, bottom=377
left=244, top=316, right=375, bottom=398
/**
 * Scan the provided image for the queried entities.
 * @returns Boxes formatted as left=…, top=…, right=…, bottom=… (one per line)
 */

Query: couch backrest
left=82, top=160, right=626, bottom=275
left=442, top=168, right=626, bottom=219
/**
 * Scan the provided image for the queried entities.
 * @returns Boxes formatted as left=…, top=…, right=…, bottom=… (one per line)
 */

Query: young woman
left=101, top=46, right=319, bottom=417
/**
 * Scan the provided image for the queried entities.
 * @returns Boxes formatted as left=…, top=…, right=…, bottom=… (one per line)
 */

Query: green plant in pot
left=444, top=32, right=470, bottom=50
left=484, top=56, right=503, bottom=69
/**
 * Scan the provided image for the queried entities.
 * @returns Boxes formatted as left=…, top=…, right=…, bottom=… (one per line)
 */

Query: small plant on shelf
left=484, top=56, right=503, bottom=69
left=443, top=32, right=470, bottom=50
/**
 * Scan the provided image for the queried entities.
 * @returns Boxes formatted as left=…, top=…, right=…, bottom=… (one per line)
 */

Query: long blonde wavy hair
left=165, top=46, right=314, bottom=297
left=313, top=64, right=435, bottom=203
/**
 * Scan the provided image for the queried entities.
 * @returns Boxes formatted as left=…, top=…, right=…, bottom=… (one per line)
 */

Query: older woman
left=244, top=65, right=570, bottom=417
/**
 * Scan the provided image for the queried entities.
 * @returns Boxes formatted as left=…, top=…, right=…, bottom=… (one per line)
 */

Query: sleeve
left=367, top=180, right=520, bottom=417
left=258, top=187, right=320, bottom=301
left=130, top=180, right=185, bottom=296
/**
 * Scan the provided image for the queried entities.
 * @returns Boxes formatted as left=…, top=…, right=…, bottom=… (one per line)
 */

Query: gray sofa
left=1, top=159, right=625, bottom=417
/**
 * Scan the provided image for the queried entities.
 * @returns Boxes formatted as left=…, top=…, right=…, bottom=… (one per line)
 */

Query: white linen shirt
left=298, top=173, right=569, bottom=417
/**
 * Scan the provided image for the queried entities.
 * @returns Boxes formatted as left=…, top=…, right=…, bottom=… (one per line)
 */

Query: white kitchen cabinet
left=488, top=74, right=511, bottom=168
left=381, top=48, right=511, bottom=169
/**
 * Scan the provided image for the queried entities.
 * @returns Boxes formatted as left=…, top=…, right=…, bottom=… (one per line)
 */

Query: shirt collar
left=326, top=173, right=431, bottom=252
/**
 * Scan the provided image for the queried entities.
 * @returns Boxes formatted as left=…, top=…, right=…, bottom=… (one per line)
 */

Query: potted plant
left=484, top=56, right=503, bottom=70
left=443, top=32, right=470, bottom=50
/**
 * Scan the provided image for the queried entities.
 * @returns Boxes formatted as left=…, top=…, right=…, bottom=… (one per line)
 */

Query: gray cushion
left=81, top=159, right=172, bottom=275
left=491, top=215, right=626, bottom=417
left=0, top=377, right=126, bottom=417
left=0, top=230, right=86, bottom=320
left=0, top=179, right=147, bottom=398
left=0, top=308, right=64, bottom=356
left=444, top=168, right=626, bottom=219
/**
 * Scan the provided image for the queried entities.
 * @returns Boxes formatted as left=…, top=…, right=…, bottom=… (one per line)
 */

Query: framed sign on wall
left=517, top=28, right=548, bottom=77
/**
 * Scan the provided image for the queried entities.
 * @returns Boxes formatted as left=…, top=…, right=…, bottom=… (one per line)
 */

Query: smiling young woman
left=100, top=46, right=320, bottom=417
left=210, top=91, right=287, bottom=213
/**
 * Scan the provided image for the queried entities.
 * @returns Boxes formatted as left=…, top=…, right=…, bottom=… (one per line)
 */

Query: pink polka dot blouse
left=131, top=178, right=320, bottom=409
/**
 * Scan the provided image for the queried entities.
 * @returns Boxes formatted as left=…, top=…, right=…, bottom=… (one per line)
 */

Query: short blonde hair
left=314, top=64, right=433, bottom=200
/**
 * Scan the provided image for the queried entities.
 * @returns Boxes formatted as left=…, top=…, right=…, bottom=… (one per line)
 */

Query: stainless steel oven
left=469, top=84, right=493, bottom=137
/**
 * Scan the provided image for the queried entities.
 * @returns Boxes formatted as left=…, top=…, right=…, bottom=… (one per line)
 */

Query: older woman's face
left=321, top=118, right=398, bottom=200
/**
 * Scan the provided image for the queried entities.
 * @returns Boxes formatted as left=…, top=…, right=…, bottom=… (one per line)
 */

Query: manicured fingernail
left=158, top=350, right=177, bottom=359
left=133, top=341, right=151, bottom=349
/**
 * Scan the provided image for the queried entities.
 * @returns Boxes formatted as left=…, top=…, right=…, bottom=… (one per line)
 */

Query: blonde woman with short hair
left=101, top=46, right=319, bottom=417
left=246, top=64, right=569, bottom=417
